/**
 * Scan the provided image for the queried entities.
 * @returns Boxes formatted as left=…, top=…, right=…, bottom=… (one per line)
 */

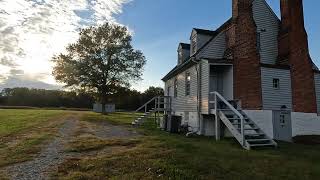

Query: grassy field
left=1, top=110, right=320, bottom=179
left=0, top=109, right=75, bottom=167
left=57, top=112, right=320, bottom=180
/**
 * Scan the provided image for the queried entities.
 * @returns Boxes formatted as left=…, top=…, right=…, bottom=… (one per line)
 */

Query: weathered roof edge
left=162, top=18, right=232, bottom=81
left=179, top=43, right=191, bottom=50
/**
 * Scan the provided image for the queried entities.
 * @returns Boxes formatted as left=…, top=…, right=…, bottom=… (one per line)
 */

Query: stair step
left=246, top=139, right=270, bottom=142
left=228, top=118, right=249, bottom=122
left=244, top=128, right=259, bottom=131
left=236, top=128, right=260, bottom=131
left=232, top=122, right=254, bottom=125
left=249, top=143, right=275, bottom=147
left=245, top=133, right=265, bottom=136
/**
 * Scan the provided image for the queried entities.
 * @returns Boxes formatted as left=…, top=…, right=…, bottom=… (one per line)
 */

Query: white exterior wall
left=164, top=65, right=198, bottom=113
left=201, top=60, right=209, bottom=114
left=243, top=110, right=274, bottom=138
left=243, top=110, right=320, bottom=138
left=222, top=66, right=233, bottom=100
left=252, top=0, right=280, bottom=65
left=175, top=111, right=199, bottom=131
left=197, top=32, right=226, bottom=59
left=261, top=67, right=293, bottom=110
left=190, top=30, right=212, bottom=56
left=93, top=104, right=116, bottom=113
left=291, top=112, right=320, bottom=137
left=202, top=115, right=215, bottom=136
left=314, top=73, right=320, bottom=114
left=164, top=64, right=199, bottom=130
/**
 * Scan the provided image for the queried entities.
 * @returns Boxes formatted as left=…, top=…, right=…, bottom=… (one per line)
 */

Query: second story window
left=178, top=50, right=182, bottom=64
left=185, top=72, right=191, bottom=96
left=191, top=36, right=197, bottom=54
left=174, top=78, right=178, bottom=98
left=257, top=32, right=261, bottom=52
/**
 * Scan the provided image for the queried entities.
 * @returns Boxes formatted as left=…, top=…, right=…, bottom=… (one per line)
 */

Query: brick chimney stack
left=232, top=0, right=263, bottom=109
left=279, top=0, right=317, bottom=113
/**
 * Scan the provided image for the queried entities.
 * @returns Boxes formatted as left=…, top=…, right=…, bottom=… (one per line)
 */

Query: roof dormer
left=190, top=28, right=217, bottom=55
left=177, top=43, right=190, bottom=65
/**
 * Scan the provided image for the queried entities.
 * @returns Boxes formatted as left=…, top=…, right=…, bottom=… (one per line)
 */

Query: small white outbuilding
left=93, top=103, right=115, bottom=113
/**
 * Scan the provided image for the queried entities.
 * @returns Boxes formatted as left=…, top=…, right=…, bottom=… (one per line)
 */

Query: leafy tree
left=0, top=87, right=94, bottom=108
left=52, top=23, right=146, bottom=113
left=143, top=86, right=164, bottom=99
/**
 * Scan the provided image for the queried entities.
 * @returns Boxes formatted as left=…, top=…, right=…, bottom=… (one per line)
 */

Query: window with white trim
left=191, top=36, right=197, bottom=54
left=178, top=50, right=182, bottom=64
left=273, top=78, right=280, bottom=89
left=174, top=78, right=178, bottom=98
left=185, top=72, right=191, bottom=96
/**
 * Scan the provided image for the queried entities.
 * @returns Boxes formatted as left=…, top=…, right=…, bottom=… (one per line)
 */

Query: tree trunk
left=101, top=97, right=107, bottom=115
left=101, top=102, right=106, bottom=114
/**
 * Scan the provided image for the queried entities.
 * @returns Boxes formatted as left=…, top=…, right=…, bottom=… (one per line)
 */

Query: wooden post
left=215, top=93, right=221, bottom=141
left=215, top=115, right=221, bottom=141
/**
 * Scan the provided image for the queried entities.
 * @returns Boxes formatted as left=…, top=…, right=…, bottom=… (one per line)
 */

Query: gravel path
left=7, top=119, right=78, bottom=180
left=90, top=121, right=138, bottom=139
left=5, top=117, right=138, bottom=180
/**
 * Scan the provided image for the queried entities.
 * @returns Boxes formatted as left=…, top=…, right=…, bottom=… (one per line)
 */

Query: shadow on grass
left=56, top=112, right=320, bottom=180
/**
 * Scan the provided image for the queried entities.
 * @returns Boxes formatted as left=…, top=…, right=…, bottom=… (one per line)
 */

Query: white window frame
left=174, top=78, right=178, bottom=98
left=273, top=78, right=280, bottom=89
left=191, top=35, right=197, bottom=54
left=185, top=72, right=191, bottom=96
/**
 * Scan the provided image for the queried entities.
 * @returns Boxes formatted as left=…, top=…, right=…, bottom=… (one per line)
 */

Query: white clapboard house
left=133, top=0, right=320, bottom=150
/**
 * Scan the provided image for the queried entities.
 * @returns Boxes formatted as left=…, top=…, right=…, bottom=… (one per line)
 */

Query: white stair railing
left=132, top=96, right=171, bottom=126
left=210, top=91, right=245, bottom=147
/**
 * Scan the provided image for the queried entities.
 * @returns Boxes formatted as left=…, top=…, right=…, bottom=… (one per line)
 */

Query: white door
left=273, top=111, right=292, bottom=142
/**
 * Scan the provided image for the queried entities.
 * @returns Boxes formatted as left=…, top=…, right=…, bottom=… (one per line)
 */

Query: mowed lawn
left=0, top=109, right=73, bottom=168
left=59, top=112, right=320, bottom=180
left=0, top=109, right=69, bottom=136
left=1, top=110, right=320, bottom=179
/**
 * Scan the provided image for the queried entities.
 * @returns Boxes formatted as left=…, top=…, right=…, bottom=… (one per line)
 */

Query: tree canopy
left=0, top=86, right=164, bottom=111
left=52, top=23, right=146, bottom=112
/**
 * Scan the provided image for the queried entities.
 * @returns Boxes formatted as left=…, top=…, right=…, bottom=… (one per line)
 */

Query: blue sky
left=116, top=0, right=320, bottom=91
left=0, top=0, right=319, bottom=92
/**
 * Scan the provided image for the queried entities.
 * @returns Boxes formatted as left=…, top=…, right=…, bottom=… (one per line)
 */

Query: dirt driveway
left=4, top=114, right=139, bottom=180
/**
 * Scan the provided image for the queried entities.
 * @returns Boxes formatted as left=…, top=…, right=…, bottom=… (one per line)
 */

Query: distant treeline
left=0, top=86, right=164, bottom=110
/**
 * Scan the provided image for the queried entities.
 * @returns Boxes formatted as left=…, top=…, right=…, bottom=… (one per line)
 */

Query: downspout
left=191, top=57, right=202, bottom=134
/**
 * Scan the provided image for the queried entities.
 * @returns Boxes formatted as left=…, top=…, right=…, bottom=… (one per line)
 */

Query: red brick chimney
left=232, top=0, right=263, bottom=109
left=279, top=0, right=317, bottom=113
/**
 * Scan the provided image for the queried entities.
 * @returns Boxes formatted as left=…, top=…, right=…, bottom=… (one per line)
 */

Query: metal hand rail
left=211, top=91, right=245, bottom=146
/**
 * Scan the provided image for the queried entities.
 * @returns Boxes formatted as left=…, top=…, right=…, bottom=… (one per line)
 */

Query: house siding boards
left=165, top=65, right=198, bottom=113
left=190, top=30, right=212, bottom=55
left=197, top=32, right=226, bottom=59
left=197, top=34, right=212, bottom=53
left=261, top=67, right=292, bottom=110
left=252, top=0, right=279, bottom=65
left=314, top=73, right=320, bottom=114
left=201, top=60, right=210, bottom=114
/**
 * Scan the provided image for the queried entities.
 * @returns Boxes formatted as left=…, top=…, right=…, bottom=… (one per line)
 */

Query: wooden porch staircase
left=132, top=96, right=171, bottom=126
left=211, top=92, right=277, bottom=150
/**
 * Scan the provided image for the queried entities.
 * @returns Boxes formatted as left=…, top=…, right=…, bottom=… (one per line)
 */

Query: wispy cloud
left=0, top=0, right=130, bottom=89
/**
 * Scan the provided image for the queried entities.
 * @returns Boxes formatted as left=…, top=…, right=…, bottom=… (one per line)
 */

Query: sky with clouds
left=0, top=0, right=130, bottom=90
left=0, top=0, right=319, bottom=92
